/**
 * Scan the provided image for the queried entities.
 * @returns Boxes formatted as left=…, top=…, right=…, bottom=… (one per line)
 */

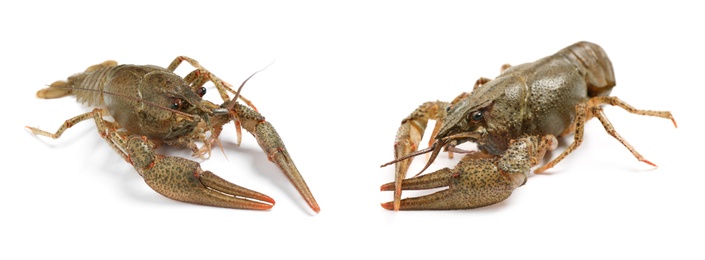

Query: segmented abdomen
left=557, top=41, right=616, bottom=97
left=66, top=65, right=120, bottom=107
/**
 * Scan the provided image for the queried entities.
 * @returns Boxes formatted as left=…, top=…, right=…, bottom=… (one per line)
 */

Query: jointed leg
left=534, top=96, right=676, bottom=173
left=168, top=56, right=257, bottom=110
left=26, top=108, right=134, bottom=164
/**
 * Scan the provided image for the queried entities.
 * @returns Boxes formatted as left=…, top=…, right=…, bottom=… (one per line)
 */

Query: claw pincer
left=126, top=136, right=275, bottom=210
left=382, top=136, right=544, bottom=210
left=229, top=102, right=320, bottom=213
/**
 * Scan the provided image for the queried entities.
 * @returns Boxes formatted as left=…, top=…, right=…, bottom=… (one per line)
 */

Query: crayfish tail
left=36, top=81, right=72, bottom=99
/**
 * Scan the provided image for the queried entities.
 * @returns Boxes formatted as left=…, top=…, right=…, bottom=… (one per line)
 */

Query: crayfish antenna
left=380, top=141, right=445, bottom=178
left=413, top=141, right=445, bottom=177
left=225, top=60, right=275, bottom=111
left=380, top=144, right=436, bottom=168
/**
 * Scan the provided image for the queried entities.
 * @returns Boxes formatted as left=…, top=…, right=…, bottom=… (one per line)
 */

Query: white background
left=2, top=1, right=702, bottom=259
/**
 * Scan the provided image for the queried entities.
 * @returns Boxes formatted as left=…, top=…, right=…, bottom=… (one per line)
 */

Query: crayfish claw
left=142, top=158, right=274, bottom=210
left=236, top=104, right=320, bottom=213
left=381, top=167, right=458, bottom=210
left=382, top=136, right=545, bottom=210
left=194, top=170, right=275, bottom=210
left=128, top=136, right=275, bottom=210
left=381, top=157, right=516, bottom=210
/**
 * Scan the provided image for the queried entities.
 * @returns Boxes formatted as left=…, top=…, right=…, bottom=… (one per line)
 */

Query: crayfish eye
left=196, top=87, right=207, bottom=97
left=170, top=98, right=184, bottom=110
left=469, top=111, right=483, bottom=121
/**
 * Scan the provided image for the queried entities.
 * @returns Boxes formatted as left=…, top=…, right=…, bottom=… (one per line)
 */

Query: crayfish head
left=136, top=71, right=218, bottom=143
left=382, top=99, right=495, bottom=172
left=435, top=97, right=493, bottom=151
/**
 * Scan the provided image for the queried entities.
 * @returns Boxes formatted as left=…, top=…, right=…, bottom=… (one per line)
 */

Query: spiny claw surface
left=382, top=136, right=544, bottom=210
left=235, top=103, right=320, bottom=213
left=128, top=136, right=275, bottom=210
left=381, top=156, right=518, bottom=210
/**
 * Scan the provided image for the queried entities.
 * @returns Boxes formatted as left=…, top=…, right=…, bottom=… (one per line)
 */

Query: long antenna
left=226, top=60, right=275, bottom=111
left=48, top=85, right=196, bottom=118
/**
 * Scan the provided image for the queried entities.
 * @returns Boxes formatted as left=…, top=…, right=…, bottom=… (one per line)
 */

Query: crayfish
left=27, top=57, right=320, bottom=213
left=381, top=41, right=676, bottom=210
